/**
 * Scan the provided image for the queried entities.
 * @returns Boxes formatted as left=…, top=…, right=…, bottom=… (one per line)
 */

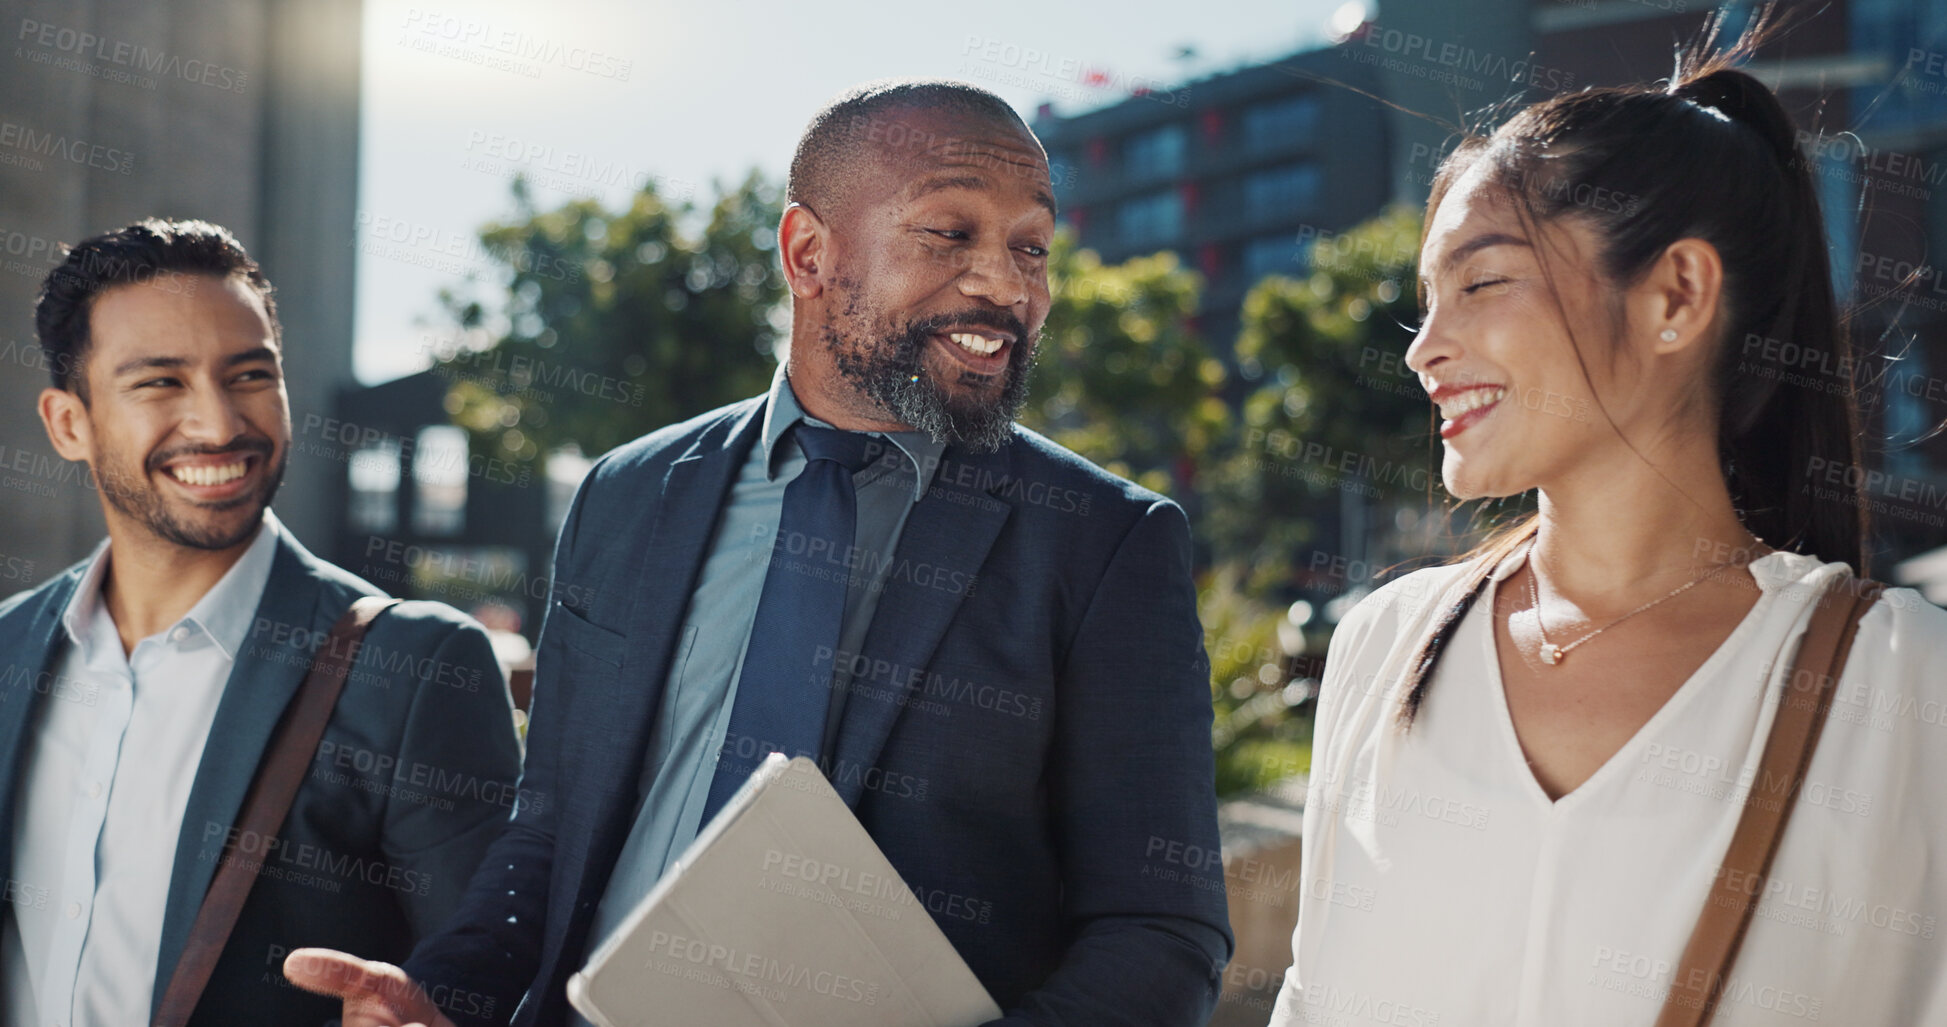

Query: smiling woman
left=1271, top=10, right=1947, bottom=1026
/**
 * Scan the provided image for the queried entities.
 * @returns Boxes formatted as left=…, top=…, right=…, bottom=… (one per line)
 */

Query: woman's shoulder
left=1751, top=553, right=1947, bottom=725
left=1812, top=575, right=1947, bottom=792
left=1309, top=561, right=1483, bottom=761
left=1340, top=561, right=1478, bottom=632
left=1852, top=581, right=1947, bottom=679
left=1753, top=552, right=1946, bottom=674
left=1322, top=560, right=1480, bottom=670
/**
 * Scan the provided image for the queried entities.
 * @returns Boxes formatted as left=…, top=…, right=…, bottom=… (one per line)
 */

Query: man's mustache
left=904, top=309, right=1031, bottom=346
left=145, top=436, right=276, bottom=474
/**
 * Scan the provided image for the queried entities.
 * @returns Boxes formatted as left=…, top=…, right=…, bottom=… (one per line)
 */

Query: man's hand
left=283, top=948, right=457, bottom=1027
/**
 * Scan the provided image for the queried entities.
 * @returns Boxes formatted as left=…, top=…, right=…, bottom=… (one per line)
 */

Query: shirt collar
left=61, top=509, right=284, bottom=663
left=60, top=538, right=113, bottom=650
left=759, top=364, right=947, bottom=502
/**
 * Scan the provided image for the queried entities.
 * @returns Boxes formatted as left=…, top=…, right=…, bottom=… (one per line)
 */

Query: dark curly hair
left=34, top=217, right=279, bottom=403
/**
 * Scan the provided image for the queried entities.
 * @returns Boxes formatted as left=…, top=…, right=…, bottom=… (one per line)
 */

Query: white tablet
left=567, top=754, right=1002, bottom=1027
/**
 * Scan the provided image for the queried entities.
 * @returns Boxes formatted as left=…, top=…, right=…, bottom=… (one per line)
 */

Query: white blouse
left=1271, top=549, right=1947, bottom=1027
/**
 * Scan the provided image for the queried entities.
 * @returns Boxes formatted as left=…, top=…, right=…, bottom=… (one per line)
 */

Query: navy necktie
left=701, top=423, right=878, bottom=823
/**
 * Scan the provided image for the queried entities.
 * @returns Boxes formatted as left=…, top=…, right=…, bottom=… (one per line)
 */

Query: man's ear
left=779, top=203, right=830, bottom=300
left=40, top=386, right=93, bottom=463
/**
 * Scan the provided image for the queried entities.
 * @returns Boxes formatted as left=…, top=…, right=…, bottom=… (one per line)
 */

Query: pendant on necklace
left=1540, top=643, right=1563, bottom=666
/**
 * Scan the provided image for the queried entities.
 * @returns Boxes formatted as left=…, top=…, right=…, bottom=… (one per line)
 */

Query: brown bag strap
left=152, top=595, right=399, bottom=1027
left=1654, top=572, right=1884, bottom=1027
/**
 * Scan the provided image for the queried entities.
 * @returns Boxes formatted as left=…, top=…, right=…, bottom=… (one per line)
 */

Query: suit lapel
left=0, top=572, right=82, bottom=891
left=828, top=446, right=1012, bottom=807
left=150, top=537, right=329, bottom=1012
left=568, top=403, right=765, bottom=906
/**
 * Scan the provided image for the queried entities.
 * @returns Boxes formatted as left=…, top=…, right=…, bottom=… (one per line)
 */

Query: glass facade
left=1241, top=233, right=1307, bottom=283
left=1242, top=94, right=1321, bottom=152
left=1119, top=190, right=1184, bottom=246
left=411, top=425, right=469, bottom=536
left=347, top=439, right=402, bottom=534
left=1124, top=123, right=1188, bottom=180
left=1244, top=164, right=1321, bottom=218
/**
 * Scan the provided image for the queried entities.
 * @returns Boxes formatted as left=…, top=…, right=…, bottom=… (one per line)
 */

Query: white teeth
left=169, top=461, right=248, bottom=486
left=947, top=332, right=1003, bottom=356
left=1437, top=386, right=1507, bottom=419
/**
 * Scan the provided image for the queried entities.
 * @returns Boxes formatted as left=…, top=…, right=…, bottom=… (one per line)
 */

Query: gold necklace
left=1524, top=540, right=1723, bottom=667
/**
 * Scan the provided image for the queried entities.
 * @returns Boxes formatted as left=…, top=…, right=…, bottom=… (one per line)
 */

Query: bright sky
left=353, top=0, right=1356, bottom=383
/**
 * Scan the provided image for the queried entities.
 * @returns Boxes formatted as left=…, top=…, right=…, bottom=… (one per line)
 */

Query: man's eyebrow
left=225, top=346, right=278, bottom=367
left=113, top=355, right=187, bottom=376
left=908, top=173, right=1058, bottom=218
left=1424, top=232, right=1531, bottom=283
left=112, top=347, right=278, bottom=377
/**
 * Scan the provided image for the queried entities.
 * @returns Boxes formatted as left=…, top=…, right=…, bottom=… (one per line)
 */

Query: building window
left=1118, top=190, right=1184, bottom=248
left=347, top=440, right=401, bottom=534
left=1242, top=94, right=1321, bottom=152
left=1244, top=164, right=1321, bottom=218
left=1241, top=234, right=1307, bottom=283
left=1123, top=123, right=1187, bottom=180
left=1849, top=0, right=1946, bottom=133
left=1886, top=345, right=1932, bottom=478
left=545, top=446, right=594, bottom=537
left=412, top=425, right=468, bottom=536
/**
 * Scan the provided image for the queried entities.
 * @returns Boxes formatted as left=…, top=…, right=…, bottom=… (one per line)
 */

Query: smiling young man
left=286, top=80, right=1233, bottom=1026
left=0, top=219, right=522, bottom=1026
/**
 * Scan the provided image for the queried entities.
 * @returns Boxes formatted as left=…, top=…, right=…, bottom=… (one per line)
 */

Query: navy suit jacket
left=0, top=527, right=523, bottom=1025
left=404, top=396, right=1233, bottom=1026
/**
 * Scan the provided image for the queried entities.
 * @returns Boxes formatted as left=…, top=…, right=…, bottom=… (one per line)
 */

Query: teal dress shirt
left=576, top=368, right=945, bottom=993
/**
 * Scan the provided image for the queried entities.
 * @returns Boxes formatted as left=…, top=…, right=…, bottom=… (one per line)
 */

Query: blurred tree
left=1023, top=233, right=1229, bottom=498
left=1202, top=566, right=1314, bottom=797
left=1193, top=208, right=1434, bottom=795
left=433, top=172, right=786, bottom=466
left=1205, top=206, right=1434, bottom=592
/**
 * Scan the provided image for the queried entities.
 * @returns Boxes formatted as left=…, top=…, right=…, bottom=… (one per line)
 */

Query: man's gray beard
left=830, top=327, right=1035, bottom=454
left=870, top=359, right=1030, bottom=454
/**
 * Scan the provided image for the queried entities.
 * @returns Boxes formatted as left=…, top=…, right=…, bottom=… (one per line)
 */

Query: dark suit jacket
left=0, top=527, right=523, bottom=1025
left=404, top=396, right=1234, bottom=1026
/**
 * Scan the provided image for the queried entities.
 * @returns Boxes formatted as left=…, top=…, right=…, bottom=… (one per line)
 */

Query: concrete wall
left=0, top=0, right=361, bottom=582
left=1212, top=781, right=1308, bottom=1026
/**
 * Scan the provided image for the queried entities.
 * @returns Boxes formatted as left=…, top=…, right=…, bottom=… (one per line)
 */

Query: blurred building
left=1366, top=0, right=1947, bottom=571
left=324, top=368, right=584, bottom=647
left=1825, top=0, right=1947, bottom=565
left=0, top=0, right=362, bottom=579
left=1031, top=46, right=1394, bottom=360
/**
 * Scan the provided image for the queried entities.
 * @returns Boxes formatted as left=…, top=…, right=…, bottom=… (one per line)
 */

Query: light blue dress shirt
left=2, top=511, right=282, bottom=1027
left=576, top=370, right=944, bottom=1002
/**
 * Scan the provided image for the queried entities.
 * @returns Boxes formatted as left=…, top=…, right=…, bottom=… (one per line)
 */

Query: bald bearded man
left=287, top=79, right=1233, bottom=1027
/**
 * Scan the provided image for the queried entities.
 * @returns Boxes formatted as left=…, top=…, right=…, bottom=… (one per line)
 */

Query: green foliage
left=1205, top=206, right=1433, bottom=585
left=435, top=172, right=786, bottom=465
left=1022, top=233, right=1229, bottom=496
left=1233, top=205, right=1425, bottom=451
left=1202, top=566, right=1311, bottom=796
left=1197, top=207, right=1431, bottom=795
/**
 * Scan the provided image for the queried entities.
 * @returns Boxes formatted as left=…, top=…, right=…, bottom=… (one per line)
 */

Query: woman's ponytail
left=1675, top=66, right=1868, bottom=572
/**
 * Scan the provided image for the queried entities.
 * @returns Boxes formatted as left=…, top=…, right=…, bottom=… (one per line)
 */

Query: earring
left=1659, top=328, right=1679, bottom=342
